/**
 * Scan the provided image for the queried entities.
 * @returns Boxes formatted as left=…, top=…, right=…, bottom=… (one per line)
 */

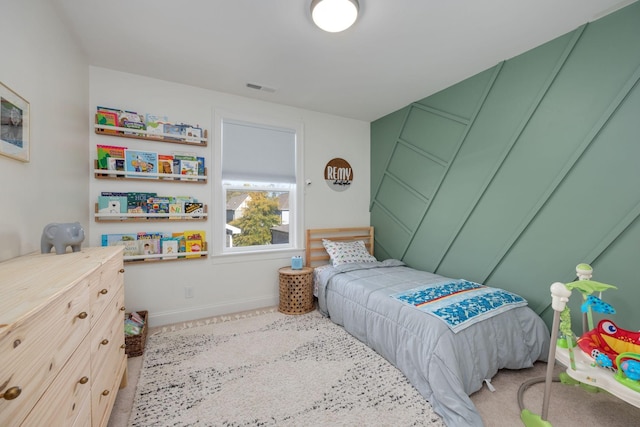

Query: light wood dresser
left=0, top=246, right=127, bottom=427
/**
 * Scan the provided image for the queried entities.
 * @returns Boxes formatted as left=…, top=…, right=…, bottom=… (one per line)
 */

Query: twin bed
left=306, top=227, right=550, bottom=427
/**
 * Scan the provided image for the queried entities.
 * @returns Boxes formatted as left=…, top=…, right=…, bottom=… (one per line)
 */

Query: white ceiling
left=52, top=0, right=634, bottom=122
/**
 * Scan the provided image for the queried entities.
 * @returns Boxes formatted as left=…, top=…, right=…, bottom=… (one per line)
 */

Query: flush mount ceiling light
left=311, top=0, right=359, bottom=33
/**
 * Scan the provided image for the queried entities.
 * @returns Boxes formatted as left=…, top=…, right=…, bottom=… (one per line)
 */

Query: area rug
left=128, top=309, right=445, bottom=426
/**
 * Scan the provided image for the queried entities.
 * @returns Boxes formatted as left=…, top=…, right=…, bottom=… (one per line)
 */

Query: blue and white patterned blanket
left=392, top=280, right=528, bottom=333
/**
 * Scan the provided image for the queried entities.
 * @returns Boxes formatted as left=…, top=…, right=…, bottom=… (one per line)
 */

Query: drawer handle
left=1, top=386, right=21, bottom=401
left=102, top=390, right=110, bottom=396
left=101, top=339, right=109, bottom=346
left=100, top=289, right=108, bottom=295
left=79, top=376, right=89, bottom=385
left=119, top=268, right=125, bottom=273
left=120, top=344, right=126, bottom=349
left=120, top=306, right=126, bottom=311
left=77, top=311, right=88, bottom=320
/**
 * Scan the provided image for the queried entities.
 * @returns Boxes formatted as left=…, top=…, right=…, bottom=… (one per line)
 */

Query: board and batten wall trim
left=370, top=2, right=640, bottom=329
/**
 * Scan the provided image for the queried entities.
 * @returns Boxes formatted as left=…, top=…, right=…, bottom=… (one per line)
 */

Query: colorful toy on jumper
left=562, top=263, right=618, bottom=370
left=578, top=319, right=640, bottom=370
left=550, top=263, right=617, bottom=373
left=520, top=263, right=640, bottom=427
left=616, top=353, right=640, bottom=392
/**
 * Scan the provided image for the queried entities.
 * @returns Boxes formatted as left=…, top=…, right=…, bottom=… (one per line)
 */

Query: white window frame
left=213, top=110, right=304, bottom=257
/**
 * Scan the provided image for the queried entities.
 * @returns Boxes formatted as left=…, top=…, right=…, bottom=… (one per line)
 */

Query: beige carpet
left=108, top=308, right=640, bottom=427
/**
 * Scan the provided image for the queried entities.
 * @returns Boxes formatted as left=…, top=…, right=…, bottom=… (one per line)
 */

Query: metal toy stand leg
left=520, top=282, right=572, bottom=427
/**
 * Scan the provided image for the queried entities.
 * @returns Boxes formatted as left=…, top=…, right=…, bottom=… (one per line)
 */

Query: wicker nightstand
left=278, top=266, right=315, bottom=314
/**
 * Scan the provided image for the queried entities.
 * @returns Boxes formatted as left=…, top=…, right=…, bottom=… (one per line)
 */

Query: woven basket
left=125, top=310, right=148, bottom=358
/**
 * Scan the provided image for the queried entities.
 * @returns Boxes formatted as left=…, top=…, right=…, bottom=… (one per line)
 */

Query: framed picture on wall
left=0, top=81, right=30, bottom=162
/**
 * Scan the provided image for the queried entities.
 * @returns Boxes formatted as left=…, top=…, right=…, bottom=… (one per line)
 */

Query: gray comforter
left=315, top=260, right=550, bottom=427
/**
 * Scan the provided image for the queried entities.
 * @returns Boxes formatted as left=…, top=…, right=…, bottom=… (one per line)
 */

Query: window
left=216, top=116, right=303, bottom=254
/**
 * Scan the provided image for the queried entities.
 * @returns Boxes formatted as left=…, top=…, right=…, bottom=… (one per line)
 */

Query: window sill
left=211, top=248, right=304, bottom=265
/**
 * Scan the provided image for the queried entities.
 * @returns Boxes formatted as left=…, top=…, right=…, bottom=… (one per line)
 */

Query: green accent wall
left=370, top=2, right=640, bottom=330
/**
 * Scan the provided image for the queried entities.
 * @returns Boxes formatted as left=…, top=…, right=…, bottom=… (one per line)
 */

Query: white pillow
left=322, top=239, right=377, bottom=267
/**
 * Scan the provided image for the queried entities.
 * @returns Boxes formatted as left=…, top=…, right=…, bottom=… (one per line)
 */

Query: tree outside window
left=228, top=191, right=286, bottom=247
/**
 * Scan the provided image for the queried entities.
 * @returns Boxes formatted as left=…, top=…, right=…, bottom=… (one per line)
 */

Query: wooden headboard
left=305, top=226, right=374, bottom=268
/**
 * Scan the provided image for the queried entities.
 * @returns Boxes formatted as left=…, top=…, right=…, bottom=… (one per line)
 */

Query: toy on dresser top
left=40, top=222, right=85, bottom=254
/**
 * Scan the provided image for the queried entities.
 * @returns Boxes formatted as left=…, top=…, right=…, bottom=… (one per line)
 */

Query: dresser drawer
left=0, top=279, right=91, bottom=427
left=89, top=255, right=124, bottom=329
left=91, top=284, right=125, bottom=371
left=72, top=394, right=92, bottom=427
left=91, top=284, right=126, bottom=426
left=21, top=337, right=91, bottom=427
left=92, top=350, right=127, bottom=427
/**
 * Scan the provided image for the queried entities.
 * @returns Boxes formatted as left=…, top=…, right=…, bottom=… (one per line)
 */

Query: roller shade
left=222, top=120, right=296, bottom=183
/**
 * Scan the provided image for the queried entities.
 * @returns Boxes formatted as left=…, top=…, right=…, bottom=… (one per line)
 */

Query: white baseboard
left=147, top=296, right=278, bottom=327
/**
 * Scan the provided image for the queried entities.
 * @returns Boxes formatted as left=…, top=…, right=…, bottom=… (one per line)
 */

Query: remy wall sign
left=324, top=158, right=353, bottom=192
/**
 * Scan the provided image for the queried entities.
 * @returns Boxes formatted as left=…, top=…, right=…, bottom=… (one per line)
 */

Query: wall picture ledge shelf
left=93, top=107, right=209, bottom=266
left=94, top=204, right=208, bottom=222
left=124, top=250, right=208, bottom=263
left=94, top=203, right=208, bottom=222
left=94, top=123, right=208, bottom=146
left=94, top=164, right=208, bottom=183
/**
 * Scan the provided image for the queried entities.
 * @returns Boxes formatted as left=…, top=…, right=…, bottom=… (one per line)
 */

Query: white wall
left=0, top=2, right=371, bottom=327
left=90, top=67, right=371, bottom=326
left=0, top=0, right=89, bottom=262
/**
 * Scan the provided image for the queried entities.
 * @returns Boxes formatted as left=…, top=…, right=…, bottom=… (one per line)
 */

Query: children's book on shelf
left=197, top=156, right=205, bottom=176
left=164, top=124, right=185, bottom=141
left=160, top=237, right=181, bottom=259
left=185, top=126, right=203, bottom=143
left=101, top=233, right=143, bottom=257
left=184, top=202, right=204, bottom=218
left=96, top=144, right=127, bottom=170
left=97, top=106, right=120, bottom=115
left=109, top=158, right=125, bottom=171
left=171, top=232, right=187, bottom=257
left=125, top=150, right=158, bottom=178
left=101, top=233, right=137, bottom=246
left=168, top=202, right=184, bottom=219
left=173, top=153, right=199, bottom=181
left=118, top=111, right=145, bottom=135
left=127, top=192, right=157, bottom=213
left=185, top=239, right=203, bottom=258
left=184, top=230, right=206, bottom=258
left=96, top=108, right=119, bottom=134
left=173, top=195, right=196, bottom=204
left=98, top=195, right=128, bottom=214
left=158, top=154, right=174, bottom=179
left=137, top=232, right=167, bottom=256
left=168, top=196, right=196, bottom=219
left=180, top=159, right=199, bottom=180
left=146, top=197, right=171, bottom=215
left=146, top=114, right=168, bottom=138
left=119, top=240, right=145, bottom=257
left=172, top=157, right=181, bottom=179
